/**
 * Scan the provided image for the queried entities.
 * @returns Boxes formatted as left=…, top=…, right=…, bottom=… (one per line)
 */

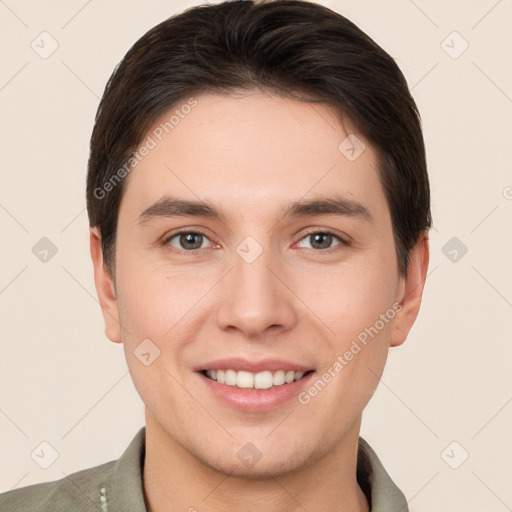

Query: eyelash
left=162, top=229, right=350, bottom=255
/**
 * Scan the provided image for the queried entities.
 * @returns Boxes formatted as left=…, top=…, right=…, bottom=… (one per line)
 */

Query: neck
left=142, top=413, right=369, bottom=512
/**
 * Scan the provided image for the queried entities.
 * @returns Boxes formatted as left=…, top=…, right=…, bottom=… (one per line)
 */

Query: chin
left=192, top=437, right=319, bottom=481
left=204, top=453, right=308, bottom=480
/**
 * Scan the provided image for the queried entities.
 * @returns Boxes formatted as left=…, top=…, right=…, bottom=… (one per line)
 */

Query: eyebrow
left=138, top=194, right=372, bottom=225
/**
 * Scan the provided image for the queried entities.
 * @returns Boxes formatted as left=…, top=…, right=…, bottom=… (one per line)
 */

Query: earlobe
left=89, top=227, right=123, bottom=344
left=390, top=231, right=430, bottom=347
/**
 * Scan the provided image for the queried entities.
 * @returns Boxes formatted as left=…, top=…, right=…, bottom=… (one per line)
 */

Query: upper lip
left=196, top=357, right=314, bottom=373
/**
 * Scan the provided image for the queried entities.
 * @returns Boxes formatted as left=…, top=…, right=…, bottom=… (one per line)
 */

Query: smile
left=201, top=369, right=313, bottom=390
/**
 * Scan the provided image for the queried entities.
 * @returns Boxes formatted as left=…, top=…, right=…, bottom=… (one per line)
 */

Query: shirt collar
left=103, top=427, right=408, bottom=512
left=357, top=436, right=409, bottom=511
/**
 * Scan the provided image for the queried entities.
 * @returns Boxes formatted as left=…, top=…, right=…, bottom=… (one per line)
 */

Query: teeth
left=225, top=369, right=237, bottom=386
left=237, top=371, right=254, bottom=389
left=273, top=370, right=285, bottom=386
left=204, top=369, right=308, bottom=389
left=254, top=371, right=272, bottom=389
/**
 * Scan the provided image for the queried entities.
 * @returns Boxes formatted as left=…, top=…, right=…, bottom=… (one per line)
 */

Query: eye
left=164, top=231, right=213, bottom=252
left=296, top=230, right=346, bottom=251
left=162, top=229, right=348, bottom=254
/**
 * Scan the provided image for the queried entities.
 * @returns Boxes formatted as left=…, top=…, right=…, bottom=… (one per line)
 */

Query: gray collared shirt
left=0, top=427, right=409, bottom=511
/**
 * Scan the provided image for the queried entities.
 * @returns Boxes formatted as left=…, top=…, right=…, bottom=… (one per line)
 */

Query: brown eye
left=166, top=232, right=210, bottom=251
left=297, top=231, right=345, bottom=251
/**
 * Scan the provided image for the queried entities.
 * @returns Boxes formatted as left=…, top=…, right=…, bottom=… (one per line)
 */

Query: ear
left=89, top=226, right=122, bottom=344
left=390, top=231, right=430, bottom=347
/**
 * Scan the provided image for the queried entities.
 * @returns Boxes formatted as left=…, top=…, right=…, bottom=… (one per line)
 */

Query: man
left=0, top=0, right=430, bottom=510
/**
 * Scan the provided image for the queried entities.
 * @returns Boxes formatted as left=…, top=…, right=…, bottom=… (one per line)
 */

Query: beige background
left=0, top=0, right=511, bottom=510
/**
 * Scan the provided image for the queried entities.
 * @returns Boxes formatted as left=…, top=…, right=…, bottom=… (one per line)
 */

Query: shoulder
left=0, top=459, right=116, bottom=512
left=0, top=427, right=147, bottom=512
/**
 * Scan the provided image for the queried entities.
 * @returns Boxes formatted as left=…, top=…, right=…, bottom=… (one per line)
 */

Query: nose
left=215, top=244, right=298, bottom=339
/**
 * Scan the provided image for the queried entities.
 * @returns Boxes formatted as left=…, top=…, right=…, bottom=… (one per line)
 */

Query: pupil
left=312, top=233, right=331, bottom=249
left=181, top=233, right=202, bottom=250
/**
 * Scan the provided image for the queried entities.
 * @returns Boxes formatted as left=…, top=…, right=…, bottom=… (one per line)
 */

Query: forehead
left=118, top=90, right=389, bottom=225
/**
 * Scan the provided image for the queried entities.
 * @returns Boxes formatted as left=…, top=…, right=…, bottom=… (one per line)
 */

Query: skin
left=90, top=89, right=429, bottom=512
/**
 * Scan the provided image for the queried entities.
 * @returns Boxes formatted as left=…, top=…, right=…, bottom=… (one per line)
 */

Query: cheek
left=114, top=270, right=198, bottom=413
left=302, top=265, right=396, bottom=417
left=316, top=256, right=398, bottom=402
left=305, top=258, right=398, bottom=343
left=116, top=264, right=204, bottom=342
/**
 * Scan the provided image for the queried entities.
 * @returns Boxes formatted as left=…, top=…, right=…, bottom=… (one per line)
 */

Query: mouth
left=194, top=357, right=316, bottom=411
left=199, top=368, right=315, bottom=390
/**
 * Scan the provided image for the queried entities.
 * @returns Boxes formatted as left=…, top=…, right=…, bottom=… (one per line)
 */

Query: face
left=91, top=89, right=427, bottom=478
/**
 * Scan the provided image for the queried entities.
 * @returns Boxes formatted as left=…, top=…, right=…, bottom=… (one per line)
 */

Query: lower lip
left=197, top=371, right=316, bottom=412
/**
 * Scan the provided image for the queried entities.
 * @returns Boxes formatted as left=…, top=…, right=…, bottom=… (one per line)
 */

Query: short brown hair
left=86, top=0, right=432, bottom=276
